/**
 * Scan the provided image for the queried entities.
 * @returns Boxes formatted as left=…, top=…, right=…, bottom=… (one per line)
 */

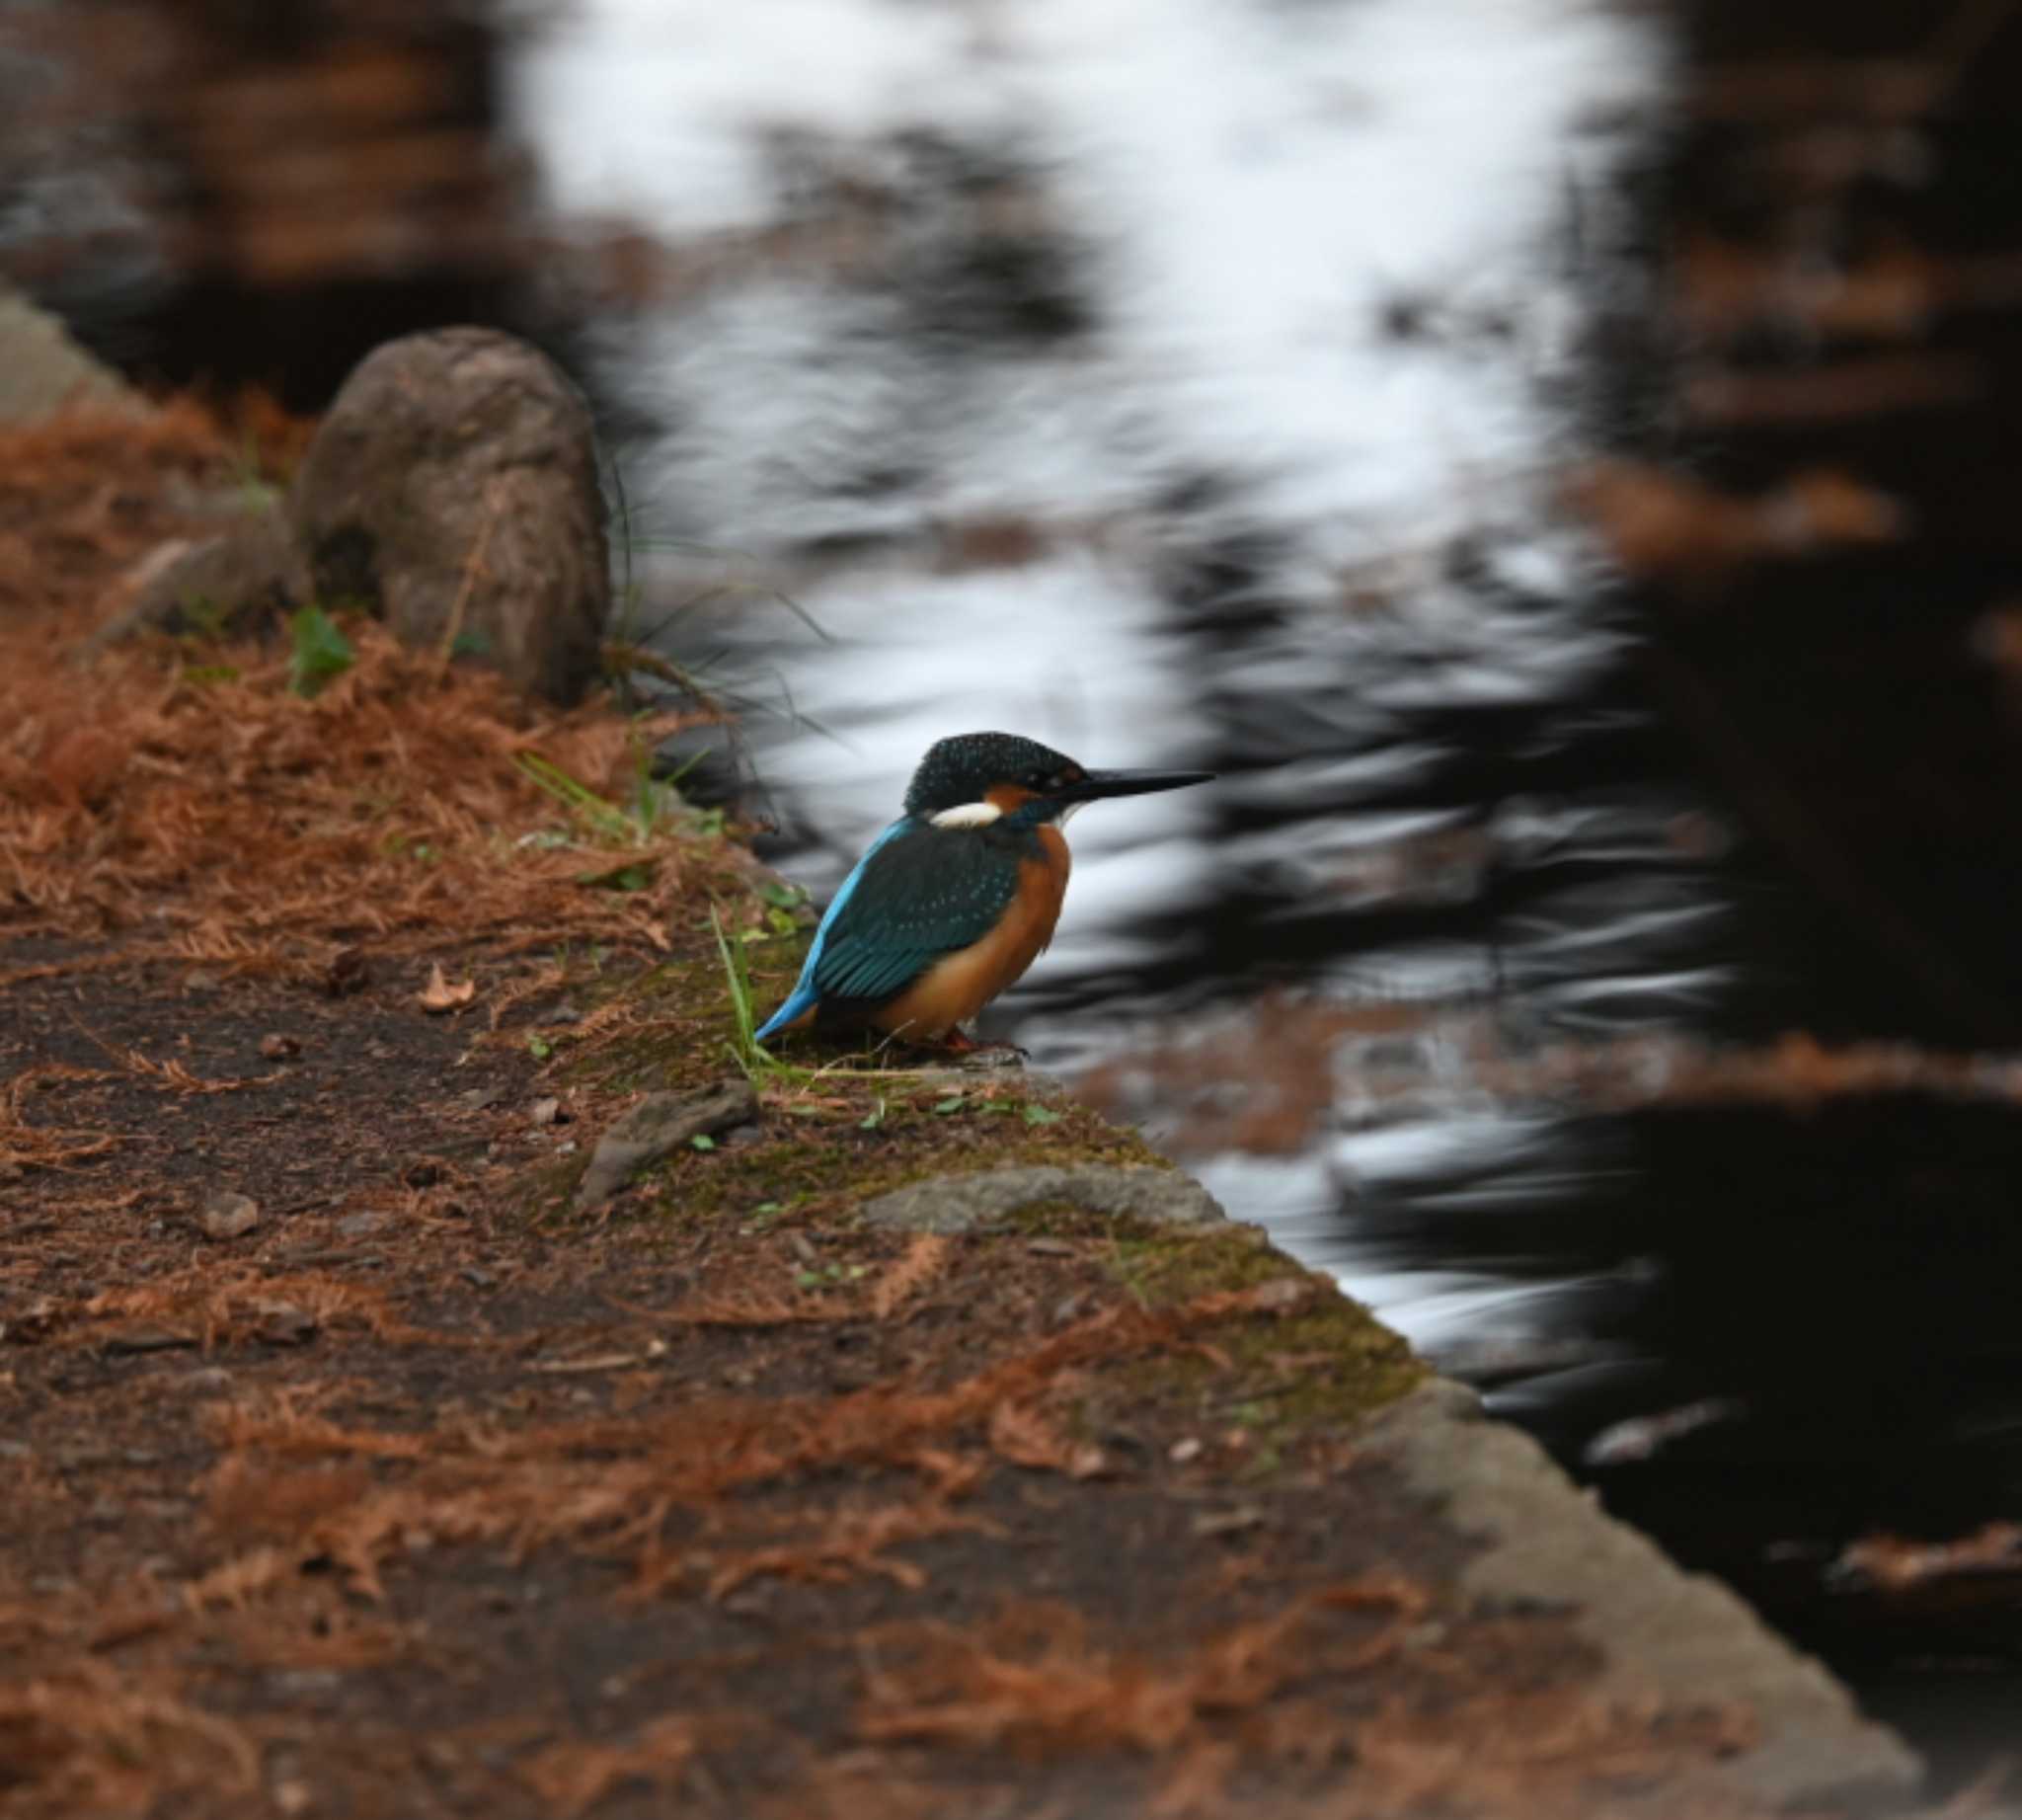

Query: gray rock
left=576, top=1079, right=758, bottom=1209
left=197, top=1192, right=261, bottom=1240
left=292, top=329, right=610, bottom=702
left=859, top=1163, right=1224, bottom=1235
left=0, top=285, right=141, bottom=425
left=1364, top=1379, right=1923, bottom=1810
left=87, top=505, right=308, bottom=654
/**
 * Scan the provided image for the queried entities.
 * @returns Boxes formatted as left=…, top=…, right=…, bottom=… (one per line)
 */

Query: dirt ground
left=0, top=408, right=1855, bottom=1818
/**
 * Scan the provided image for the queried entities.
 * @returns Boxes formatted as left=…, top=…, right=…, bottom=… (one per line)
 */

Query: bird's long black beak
left=1063, top=766, right=1214, bottom=804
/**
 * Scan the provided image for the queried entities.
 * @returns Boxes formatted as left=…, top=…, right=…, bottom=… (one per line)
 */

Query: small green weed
left=287, top=605, right=355, bottom=698
left=712, top=905, right=779, bottom=1081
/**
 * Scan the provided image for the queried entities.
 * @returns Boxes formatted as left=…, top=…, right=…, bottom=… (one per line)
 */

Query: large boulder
left=290, top=328, right=610, bottom=702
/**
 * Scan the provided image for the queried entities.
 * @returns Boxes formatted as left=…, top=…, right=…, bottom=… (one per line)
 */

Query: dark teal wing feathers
left=811, top=823, right=1023, bottom=1007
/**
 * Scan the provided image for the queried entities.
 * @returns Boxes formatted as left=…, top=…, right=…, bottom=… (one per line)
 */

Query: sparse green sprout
left=515, top=752, right=640, bottom=844
left=860, top=1097, right=887, bottom=1132
left=176, top=593, right=230, bottom=642
left=515, top=741, right=711, bottom=853
left=1022, top=1104, right=1063, bottom=1127
left=794, top=1261, right=870, bottom=1289
left=932, top=1094, right=965, bottom=1116
left=712, top=906, right=776, bottom=1080
left=690, top=1134, right=717, bottom=1152
left=575, top=861, right=655, bottom=892
left=527, top=1035, right=554, bottom=1061
left=287, top=605, right=355, bottom=698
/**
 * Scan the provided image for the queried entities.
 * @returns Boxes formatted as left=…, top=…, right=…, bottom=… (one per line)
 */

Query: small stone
left=89, top=504, right=307, bottom=653
left=259, top=1033, right=301, bottom=1061
left=459, top=1266, right=497, bottom=1290
left=459, top=1087, right=502, bottom=1112
left=198, top=1192, right=261, bottom=1240
left=529, top=1097, right=562, bottom=1128
left=254, top=1301, right=318, bottom=1346
left=539, top=1001, right=583, bottom=1027
left=575, top=1079, right=758, bottom=1209
left=1193, top=1505, right=1268, bottom=1538
left=183, top=1366, right=233, bottom=1394
left=1247, top=1277, right=1312, bottom=1314
left=1027, top=1237, right=1077, bottom=1257
left=1169, top=1437, right=1204, bottom=1464
left=338, top=1211, right=389, bottom=1240
left=104, top=1325, right=196, bottom=1356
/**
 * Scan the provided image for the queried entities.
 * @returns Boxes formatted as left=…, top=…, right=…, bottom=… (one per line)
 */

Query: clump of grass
left=515, top=749, right=679, bottom=846
left=707, top=907, right=949, bottom=1091
left=711, top=905, right=779, bottom=1080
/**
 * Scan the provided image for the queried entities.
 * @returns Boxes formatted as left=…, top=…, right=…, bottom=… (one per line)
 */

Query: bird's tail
left=753, top=987, right=817, bottom=1043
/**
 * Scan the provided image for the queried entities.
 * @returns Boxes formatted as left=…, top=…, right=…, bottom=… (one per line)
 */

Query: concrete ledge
left=1365, top=1378, right=1925, bottom=1811
left=859, top=1162, right=1227, bottom=1234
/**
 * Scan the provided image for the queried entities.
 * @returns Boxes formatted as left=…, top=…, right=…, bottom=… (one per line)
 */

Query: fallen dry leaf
left=1837, top=1522, right=2022, bottom=1593
left=418, top=963, right=477, bottom=1014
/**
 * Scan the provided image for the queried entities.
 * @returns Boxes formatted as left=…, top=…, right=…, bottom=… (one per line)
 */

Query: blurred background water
left=509, top=0, right=1691, bottom=1360
left=502, top=2, right=2022, bottom=1779
left=18, top=0, right=2022, bottom=1784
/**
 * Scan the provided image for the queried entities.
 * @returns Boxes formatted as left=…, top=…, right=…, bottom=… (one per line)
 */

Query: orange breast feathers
left=871, top=827, right=1071, bottom=1039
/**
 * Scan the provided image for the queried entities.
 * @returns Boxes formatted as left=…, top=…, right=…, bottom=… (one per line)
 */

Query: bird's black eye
left=1027, top=768, right=1052, bottom=791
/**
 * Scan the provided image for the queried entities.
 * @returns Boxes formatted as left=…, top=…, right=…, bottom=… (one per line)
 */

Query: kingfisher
left=754, top=732, right=1211, bottom=1048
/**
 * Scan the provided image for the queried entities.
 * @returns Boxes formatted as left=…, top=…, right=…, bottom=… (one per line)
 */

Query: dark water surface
left=504, top=0, right=2022, bottom=1785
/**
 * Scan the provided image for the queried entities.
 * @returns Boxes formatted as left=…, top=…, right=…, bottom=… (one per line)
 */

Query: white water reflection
left=508, top=0, right=1691, bottom=1359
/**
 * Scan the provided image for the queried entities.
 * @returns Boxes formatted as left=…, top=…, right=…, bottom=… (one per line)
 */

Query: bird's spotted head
left=903, top=732, right=1212, bottom=829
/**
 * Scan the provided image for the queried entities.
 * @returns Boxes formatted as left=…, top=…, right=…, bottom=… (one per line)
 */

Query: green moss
left=1090, top=1219, right=1425, bottom=1445
left=547, top=1099, right=1171, bottom=1229
left=527, top=923, right=1177, bottom=1227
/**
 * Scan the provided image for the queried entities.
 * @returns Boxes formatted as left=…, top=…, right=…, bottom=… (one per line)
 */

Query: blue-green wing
left=812, top=824, right=1021, bottom=1005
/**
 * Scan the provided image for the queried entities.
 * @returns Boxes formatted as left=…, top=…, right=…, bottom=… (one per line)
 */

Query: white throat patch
left=930, top=801, right=1003, bottom=830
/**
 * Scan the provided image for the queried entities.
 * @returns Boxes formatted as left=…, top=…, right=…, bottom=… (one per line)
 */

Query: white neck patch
left=931, top=801, right=1003, bottom=829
